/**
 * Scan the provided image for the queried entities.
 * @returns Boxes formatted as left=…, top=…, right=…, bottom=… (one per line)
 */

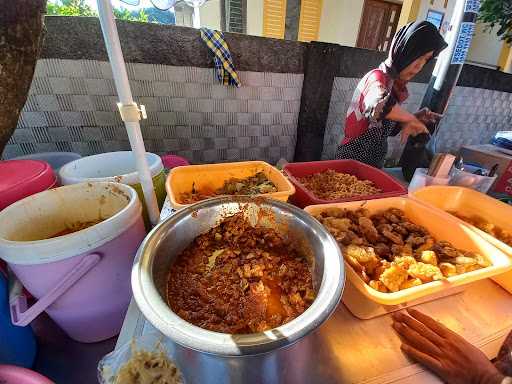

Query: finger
left=407, top=309, right=461, bottom=340
left=392, top=321, right=443, bottom=357
left=401, top=130, right=409, bottom=144
left=401, top=343, right=444, bottom=377
left=393, top=312, right=445, bottom=346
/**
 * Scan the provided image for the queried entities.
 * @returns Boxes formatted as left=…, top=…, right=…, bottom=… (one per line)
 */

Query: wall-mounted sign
left=451, top=21, right=476, bottom=64
left=464, top=0, right=480, bottom=14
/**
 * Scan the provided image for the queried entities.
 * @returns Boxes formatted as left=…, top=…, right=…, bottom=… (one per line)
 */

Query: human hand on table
left=392, top=308, right=505, bottom=384
left=415, top=107, right=443, bottom=125
left=400, top=119, right=429, bottom=144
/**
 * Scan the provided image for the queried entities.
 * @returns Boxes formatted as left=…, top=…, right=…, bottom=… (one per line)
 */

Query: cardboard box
left=460, top=144, right=512, bottom=195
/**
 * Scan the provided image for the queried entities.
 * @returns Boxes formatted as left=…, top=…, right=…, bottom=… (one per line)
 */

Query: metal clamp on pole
left=117, top=102, right=147, bottom=123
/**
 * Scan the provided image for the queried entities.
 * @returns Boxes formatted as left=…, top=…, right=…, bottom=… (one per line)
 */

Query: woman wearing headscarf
left=336, top=21, right=448, bottom=168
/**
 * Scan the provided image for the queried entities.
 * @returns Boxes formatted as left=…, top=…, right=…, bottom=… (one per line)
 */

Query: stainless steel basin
left=131, top=196, right=344, bottom=383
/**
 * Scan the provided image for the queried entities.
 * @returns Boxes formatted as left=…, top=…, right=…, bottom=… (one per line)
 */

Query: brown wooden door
left=356, top=0, right=402, bottom=52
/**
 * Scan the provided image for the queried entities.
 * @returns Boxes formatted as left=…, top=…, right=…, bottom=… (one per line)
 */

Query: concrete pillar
left=397, top=0, right=421, bottom=29
left=498, top=43, right=512, bottom=74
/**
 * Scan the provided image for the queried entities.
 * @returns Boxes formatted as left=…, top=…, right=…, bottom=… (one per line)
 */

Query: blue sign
left=451, top=22, right=476, bottom=64
left=464, top=0, right=480, bottom=13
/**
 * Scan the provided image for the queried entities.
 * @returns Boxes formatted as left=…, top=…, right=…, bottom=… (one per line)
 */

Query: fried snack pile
left=179, top=172, right=277, bottom=204
left=314, top=207, right=491, bottom=293
left=114, top=347, right=183, bottom=384
left=167, top=213, right=314, bottom=333
left=449, top=212, right=512, bottom=247
left=297, top=170, right=381, bottom=200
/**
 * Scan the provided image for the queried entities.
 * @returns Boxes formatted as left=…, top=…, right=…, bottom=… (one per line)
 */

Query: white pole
left=192, top=5, right=201, bottom=28
left=97, top=0, right=160, bottom=226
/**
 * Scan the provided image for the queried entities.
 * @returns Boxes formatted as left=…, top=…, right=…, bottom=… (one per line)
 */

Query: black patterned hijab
left=384, top=21, right=448, bottom=78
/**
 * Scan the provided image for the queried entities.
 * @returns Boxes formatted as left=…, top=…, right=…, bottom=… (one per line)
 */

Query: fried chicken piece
left=383, top=211, right=401, bottom=224
left=382, top=229, right=404, bottom=245
left=401, top=244, right=414, bottom=256
left=374, top=243, right=391, bottom=258
left=355, top=208, right=371, bottom=218
left=320, top=208, right=347, bottom=219
left=416, top=237, right=435, bottom=253
left=392, top=223, right=409, bottom=236
left=345, top=244, right=380, bottom=274
left=406, top=235, right=426, bottom=246
left=401, top=278, right=423, bottom=290
left=358, top=216, right=379, bottom=243
left=408, top=262, right=444, bottom=282
left=390, top=244, right=404, bottom=256
left=400, top=222, right=428, bottom=235
left=369, top=280, right=388, bottom=292
left=420, top=250, right=438, bottom=266
left=379, top=264, right=408, bottom=292
left=439, top=262, right=457, bottom=277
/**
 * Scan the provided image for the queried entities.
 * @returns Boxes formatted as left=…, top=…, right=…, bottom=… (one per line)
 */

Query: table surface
left=114, top=197, right=512, bottom=384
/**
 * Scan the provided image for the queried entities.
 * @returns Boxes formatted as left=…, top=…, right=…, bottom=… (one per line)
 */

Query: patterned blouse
left=336, top=64, right=409, bottom=168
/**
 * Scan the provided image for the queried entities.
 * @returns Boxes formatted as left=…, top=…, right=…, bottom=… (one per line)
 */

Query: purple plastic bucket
left=0, top=182, right=145, bottom=343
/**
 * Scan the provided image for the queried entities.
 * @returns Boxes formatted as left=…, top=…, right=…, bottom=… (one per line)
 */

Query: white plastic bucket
left=58, top=151, right=166, bottom=227
left=0, top=182, right=146, bottom=342
left=58, top=151, right=163, bottom=185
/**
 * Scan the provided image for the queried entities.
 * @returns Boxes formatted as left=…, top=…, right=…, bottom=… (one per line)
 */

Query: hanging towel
left=200, top=28, right=241, bottom=87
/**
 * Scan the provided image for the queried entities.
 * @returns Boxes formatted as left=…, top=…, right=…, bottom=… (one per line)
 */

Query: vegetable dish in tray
left=314, top=207, right=491, bottom=293
left=179, top=172, right=278, bottom=204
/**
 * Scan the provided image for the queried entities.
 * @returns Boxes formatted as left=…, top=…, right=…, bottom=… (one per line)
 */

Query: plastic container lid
left=0, top=160, right=56, bottom=211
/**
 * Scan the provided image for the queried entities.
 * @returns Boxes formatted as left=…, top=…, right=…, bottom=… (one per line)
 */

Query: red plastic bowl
left=0, top=365, right=54, bottom=384
left=283, top=160, right=407, bottom=208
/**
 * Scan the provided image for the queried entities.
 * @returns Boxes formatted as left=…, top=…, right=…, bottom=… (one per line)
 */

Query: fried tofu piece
left=408, top=262, right=444, bottom=282
left=401, top=278, right=423, bottom=290
left=393, top=256, right=417, bottom=270
left=439, top=262, right=457, bottom=277
left=379, top=264, right=408, bottom=292
left=322, top=217, right=352, bottom=232
left=420, top=250, right=438, bottom=266
left=345, top=244, right=380, bottom=274
left=369, top=280, right=388, bottom=292
left=373, top=260, right=391, bottom=280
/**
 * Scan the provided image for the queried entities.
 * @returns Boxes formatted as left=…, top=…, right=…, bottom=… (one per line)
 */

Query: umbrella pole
left=96, top=0, right=160, bottom=226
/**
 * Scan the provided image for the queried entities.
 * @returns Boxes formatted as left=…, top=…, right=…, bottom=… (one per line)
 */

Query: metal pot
left=132, top=196, right=345, bottom=383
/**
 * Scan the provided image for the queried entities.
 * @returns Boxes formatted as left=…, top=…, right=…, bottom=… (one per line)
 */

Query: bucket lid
left=0, top=160, right=56, bottom=211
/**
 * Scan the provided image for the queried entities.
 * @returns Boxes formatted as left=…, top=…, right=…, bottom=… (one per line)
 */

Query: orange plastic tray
left=305, top=196, right=512, bottom=307
left=166, top=161, right=295, bottom=210
left=412, top=186, right=512, bottom=293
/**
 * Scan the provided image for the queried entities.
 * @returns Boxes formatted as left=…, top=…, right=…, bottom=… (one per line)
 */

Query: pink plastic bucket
left=0, top=160, right=57, bottom=211
left=0, top=182, right=145, bottom=343
left=161, top=154, right=189, bottom=169
left=0, top=365, right=53, bottom=384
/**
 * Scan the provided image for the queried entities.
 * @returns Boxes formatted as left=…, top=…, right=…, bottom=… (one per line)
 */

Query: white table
left=116, top=198, right=512, bottom=384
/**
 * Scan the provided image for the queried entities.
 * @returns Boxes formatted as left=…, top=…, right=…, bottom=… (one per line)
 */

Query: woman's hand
left=400, top=119, right=429, bottom=143
left=415, top=107, right=443, bottom=125
left=392, top=309, right=505, bottom=384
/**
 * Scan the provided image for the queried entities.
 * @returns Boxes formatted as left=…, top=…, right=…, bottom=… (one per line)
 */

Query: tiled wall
left=4, top=59, right=303, bottom=164
left=322, top=77, right=512, bottom=161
